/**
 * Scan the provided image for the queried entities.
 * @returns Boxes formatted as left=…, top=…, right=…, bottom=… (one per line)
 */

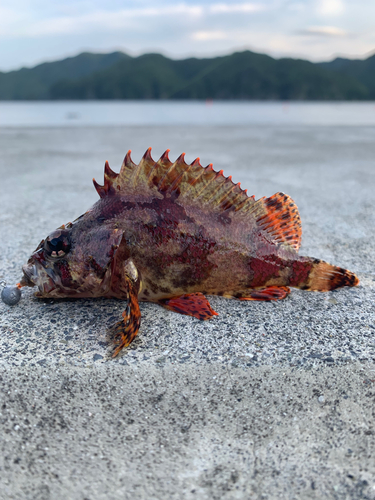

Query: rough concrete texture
left=1, top=364, right=375, bottom=500
left=0, top=120, right=375, bottom=499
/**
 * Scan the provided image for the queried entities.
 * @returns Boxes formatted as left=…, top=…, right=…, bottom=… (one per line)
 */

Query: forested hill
left=318, top=54, right=375, bottom=100
left=0, top=50, right=374, bottom=100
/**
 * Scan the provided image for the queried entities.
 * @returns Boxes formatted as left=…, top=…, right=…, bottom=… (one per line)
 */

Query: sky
left=0, top=0, right=374, bottom=71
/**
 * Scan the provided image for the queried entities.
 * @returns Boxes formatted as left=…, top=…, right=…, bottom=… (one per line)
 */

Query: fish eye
left=44, top=230, right=71, bottom=258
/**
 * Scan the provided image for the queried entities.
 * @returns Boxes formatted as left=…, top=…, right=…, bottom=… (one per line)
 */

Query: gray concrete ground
left=0, top=122, right=375, bottom=499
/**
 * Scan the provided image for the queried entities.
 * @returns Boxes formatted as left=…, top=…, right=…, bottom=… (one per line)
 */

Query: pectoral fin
left=112, top=286, right=141, bottom=357
left=111, top=258, right=141, bottom=357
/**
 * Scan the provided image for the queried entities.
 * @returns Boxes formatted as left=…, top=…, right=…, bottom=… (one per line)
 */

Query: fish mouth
left=21, top=263, right=58, bottom=296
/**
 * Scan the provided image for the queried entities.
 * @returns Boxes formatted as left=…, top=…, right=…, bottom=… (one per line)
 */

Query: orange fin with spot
left=255, top=193, right=302, bottom=251
left=160, top=292, right=218, bottom=320
left=238, top=286, right=291, bottom=301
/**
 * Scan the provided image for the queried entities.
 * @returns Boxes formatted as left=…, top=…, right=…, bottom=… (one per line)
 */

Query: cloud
left=1, top=0, right=374, bottom=71
left=0, top=3, right=266, bottom=39
left=300, top=26, right=349, bottom=37
left=0, top=4, right=205, bottom=38
left=316, top=0, right=344, bottom=16
left=191, top=31, right=228, bottom=41
left=209, top=3, right=265, bottom=13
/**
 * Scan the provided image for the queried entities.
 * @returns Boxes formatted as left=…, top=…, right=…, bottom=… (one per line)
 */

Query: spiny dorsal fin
left=93, top=160, right=118, bottom=198
left=92, top=148, right=302, bottom=251
left=92, top=148, right=158, bottom=199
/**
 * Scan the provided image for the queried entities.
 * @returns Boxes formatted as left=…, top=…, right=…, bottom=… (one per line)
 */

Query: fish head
left=21, top=217, right=130, bottom=299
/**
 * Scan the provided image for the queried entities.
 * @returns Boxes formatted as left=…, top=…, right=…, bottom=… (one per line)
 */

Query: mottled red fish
left=20, top=149, right=359, bottom=356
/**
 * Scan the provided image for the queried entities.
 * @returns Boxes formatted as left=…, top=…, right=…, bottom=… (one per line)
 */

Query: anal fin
left=238, top=286, right=290, bottom=301
left=160, top=292, right=218, bottom=320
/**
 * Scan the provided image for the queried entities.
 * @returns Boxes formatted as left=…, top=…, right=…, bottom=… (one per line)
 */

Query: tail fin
left=291, top=257, right=359, bottom=292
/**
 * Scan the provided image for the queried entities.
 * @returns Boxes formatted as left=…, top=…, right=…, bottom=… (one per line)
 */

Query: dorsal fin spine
left=176, top=152, right=186, bottom=164
left=233, top=197, right=250, bottom=212
left=220, top=185, right=245, bottom=211
left=203, top=173, right=229, bottom=205
left=124, top=150, right=135, bottom=168
left=93, top=178, right=106, bottom=198
left=160, top=149, right=171, bottom=161
left=218, top=187, right=239, bottom=210
left=230, top=189, right=246, bottom=207
left=181, top=166, right=206, bottom=197
left=158, top=160, right=177, bottom=191
left=162, top=155, right=192, bottom=194
left=115, top=150, right=136, bottom=191
left=168, top=163, right=192, bottom=193
left=104, top=160, right=118, bottom=179
left=143, top=147, right=153, bottom=162
left=190, top=166, right=219, bottom=201
left=137, top=147, right=158, bottom=187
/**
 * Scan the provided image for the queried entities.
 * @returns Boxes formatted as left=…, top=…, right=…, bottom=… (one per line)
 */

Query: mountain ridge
left=0, top=49, right=374, bottom=100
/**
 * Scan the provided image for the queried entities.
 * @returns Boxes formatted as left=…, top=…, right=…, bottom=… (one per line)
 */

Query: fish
left=19, top=148, right=359, bottom=356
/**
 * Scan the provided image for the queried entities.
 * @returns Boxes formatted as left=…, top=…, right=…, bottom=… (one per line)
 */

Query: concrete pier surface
left=1, top=120, right=374, bottom=499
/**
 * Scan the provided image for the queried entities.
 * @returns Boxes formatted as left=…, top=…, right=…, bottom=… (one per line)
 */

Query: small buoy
left=1, top=286, right=22, bottom=306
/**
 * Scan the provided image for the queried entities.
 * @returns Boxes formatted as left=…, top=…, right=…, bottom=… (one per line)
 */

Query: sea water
left=1, top=101, right=375, bottom=127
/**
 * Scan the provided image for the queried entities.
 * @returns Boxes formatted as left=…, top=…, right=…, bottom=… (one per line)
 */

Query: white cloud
left=209, top=3, right=265, bottom=13
left=0, top=3, right=267, bottom=39
left=192, top=31, right=228, bottom=41
left=0, top=0, right=374, bottom=70
left=0, top=4, right=205, bottom=38
left=316, top=0, right=344, bottom=16
left=303, top=26, right=348, bottom=37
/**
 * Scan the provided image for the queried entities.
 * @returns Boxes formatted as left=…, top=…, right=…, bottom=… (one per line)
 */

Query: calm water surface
left=1, top=101, right=375, bottom=127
